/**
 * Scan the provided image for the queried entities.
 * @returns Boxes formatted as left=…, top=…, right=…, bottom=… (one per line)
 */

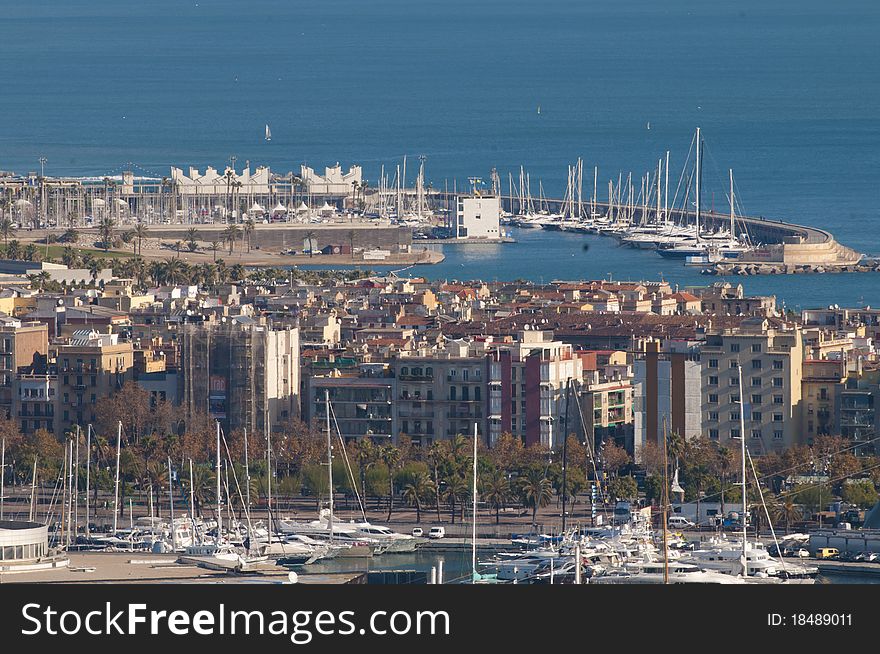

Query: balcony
left=398, top=409, right=435, bottom=418
left=398, top=373, right=433, bottom=382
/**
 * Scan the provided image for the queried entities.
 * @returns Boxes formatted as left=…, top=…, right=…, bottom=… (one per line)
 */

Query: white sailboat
left=265, top=124, right=272, bottom=141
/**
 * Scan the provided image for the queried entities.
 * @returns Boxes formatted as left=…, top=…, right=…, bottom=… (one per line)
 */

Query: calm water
left=2, top=0, right=879, bottom=306
left=295, top=549, right=878, bottom=584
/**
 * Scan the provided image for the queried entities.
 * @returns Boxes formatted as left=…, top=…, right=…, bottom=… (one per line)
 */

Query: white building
left=455, top=195, right=501, bottom=239
left=300, top=163, right=362, bottom=195
left=170, top=165, right=271, bottom=196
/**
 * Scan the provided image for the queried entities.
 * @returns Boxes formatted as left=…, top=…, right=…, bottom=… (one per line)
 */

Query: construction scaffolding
left=180, top=320, right=299, bottom=435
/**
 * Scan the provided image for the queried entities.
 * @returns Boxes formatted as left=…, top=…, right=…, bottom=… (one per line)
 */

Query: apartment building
left=54, top=330, right=135, bottom=431
left=699, top=318, right=803, bottom=453
left=305, top=367, right=396, bottom=442
left=801, top=359, right=846, bottom=444
left=179, top=317, right=300, bottom=435
left=391, top=340, right=490, bottom=446
left=488, top=329, right=581, bottom=449
left=632, top=339, right=702, bottom=461
left=0, top=320, right=48, bottom=419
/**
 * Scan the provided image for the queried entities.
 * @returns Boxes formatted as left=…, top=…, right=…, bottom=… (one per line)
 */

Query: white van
left=668, top=516, right=695, bottom=529
left=427, top=527, right=445, bottom=539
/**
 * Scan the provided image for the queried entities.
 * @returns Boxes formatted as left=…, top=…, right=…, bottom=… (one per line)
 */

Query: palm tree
left=61, top=227, right=79, bottom=244
left=27, top=270, right=51, bottom=292
left=380, top=445, right=401, bottom=521
left=133, top=223, right=149, bottom=256
left=222, top=224, right=241, bottom=254
left=183, top=463, right=216, bottom=517
left=519, top=468, right=553, bottom=527
left=23, top=243, right=39, bottom=262
left=5, top=239, right=20, bottom=260
left=0, top=218, right=15, bottom=247
left=230, top=264, right=246, bottom=282
left=98, top=216, right=116, bottom=252
left=427, top=442, right=447, bottom=523
left=60, top=246, right=79, bottom=268
left=402, top=472, right=433, bottom=522
left=481, top=468, right=510, bottom=524
left=769, top=495, right=803, bottom=535
left=443, top=474, right=469, bottom=524
left=186, top=227, right=199, bottom=252
left=209, top=240, right=220, bottom=262
left=354, top=440, right=376, bottom=498
left=173, top=240, right=184, bottom=258
left=242, top=219, right=255, bottom=252
left=304, top=230, right=317, bottom=258
left=164, top=257, right=186, bottom=285
left=87, top=259, right=101, bottom=284
left=347, top=229, right=356, bottom=260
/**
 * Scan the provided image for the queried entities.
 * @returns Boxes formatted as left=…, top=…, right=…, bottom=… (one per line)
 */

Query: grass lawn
left=41, top=244, right=136, bottom=260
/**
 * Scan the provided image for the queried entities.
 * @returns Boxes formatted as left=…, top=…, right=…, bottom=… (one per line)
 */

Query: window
left=773, top=377, right=783, bottom=387
left=473, top=368, right=481, bottom=379
left=751, top=394, right=762, bottom=404
left=731, top=394, right=740, bottom=403
left=425, top=367, right=433, bottom=377
left=709, top=376, right=719, bottom=386
left=773, top=413, right=783, bottom=422
left=731, top=428, right=741, bottom=439
left=474, top=387, right=481, bottom=402
left=808, top=420, right=814, bottom=433
left=751, top=359, right=762, bottom=370
left=729, top=377, right=738, bottom=387
left=752, top=411, right=762, bottom=422
left=730, top=411, right=740, bottom=422
left=751, top=343, right=762, bottom=353
left=708, top=394, right=719, bottom=404
left=751, top=429, right=762, bottom=439
left=730, top=361, right=739, bottom=369
left=708, top=411, right=719, bottom=422
left=730, top=344, right=740, bottom=353
left=773, top=395, right=784, bottom=405
left=751, top=377, right=762, bottom=387
left=449, top=387, right=456, bottom=401
left=773, top=430, right=783, bottom=440
left=462, top=369, right=469, bottom=381
left=773, top=360, right=784, bottom=370
left=708, top=359, right=718, bottom=369
left=709, top=429, right=719, bottom=440
left=401, top=367, right=408, bottom=376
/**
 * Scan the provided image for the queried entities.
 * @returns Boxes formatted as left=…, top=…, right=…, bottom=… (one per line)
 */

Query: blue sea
left=2, top=0, right=879, bottom=308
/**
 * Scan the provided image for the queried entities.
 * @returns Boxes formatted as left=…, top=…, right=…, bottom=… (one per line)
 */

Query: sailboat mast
left=85, top=425, right=91, bottom=539
left=189, top=459, right=196, bottom=542
left=266, top=411, right=272, bottom=543
left=737, top=362, right=748, bottom=572
left=325, top=389, right=334, bottom=542
left=29, top=457, right=36, bottom=522
left=0, top=436, right=5, bottom=520
left=471, top=422, right=478, bottom=583
left=695, top=127, right=702, bottom=242
left=113, top=421, right=121, bottom=534
left=215, top=421, right=222, bottom=541
left=662, top=416, right=670, bottom=585
left=168, top=456, right=176, bottom=551
left=664, top=151, right=670, bottom=225
left=243, top=427, right=251, bottom=514
left=729, top=168, right=735, bottom=238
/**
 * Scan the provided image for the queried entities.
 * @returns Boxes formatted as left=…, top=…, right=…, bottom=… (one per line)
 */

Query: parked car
left=668, top=516, right=695, bottom=529
left=853, top=551, right=878, bottom=562
left=427, top=527, right=445, bottom=539
left=816, top=547, right=840, bottom=560
left=411, top=528, right=423, bottom=538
